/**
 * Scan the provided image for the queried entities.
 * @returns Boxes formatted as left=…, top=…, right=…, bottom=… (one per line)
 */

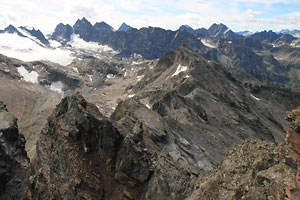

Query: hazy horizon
left=1, top=0, right=300, bottom=34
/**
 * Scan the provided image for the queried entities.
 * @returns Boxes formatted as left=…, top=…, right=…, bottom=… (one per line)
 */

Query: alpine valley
left=1, top=18, right=300, bottom=199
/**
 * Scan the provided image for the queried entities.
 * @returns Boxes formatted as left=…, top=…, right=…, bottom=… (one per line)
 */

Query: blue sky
left=0, top=0, right=299, bottom=33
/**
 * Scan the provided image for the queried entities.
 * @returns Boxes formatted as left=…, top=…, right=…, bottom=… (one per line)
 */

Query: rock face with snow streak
left=207, top=23, right=243, bottom=40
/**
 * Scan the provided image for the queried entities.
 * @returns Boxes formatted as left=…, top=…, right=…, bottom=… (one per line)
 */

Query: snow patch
left=49, top=40, right=61, bottom=48
left=201, top=39, right=217, bottom=48
left=171, top=64, right=188, bottom=77
left=72, top=67, right=79, bottom=73
left=291, top=42, right=300, bottom=48
left=128, top=94, right=135, bottom=98
left=224, top=28, right=230, bottom=35
left=68, top=34, right=118, bottom=54
left=87, top=74, right=93, bottom=82
left=251, top=94, right=261, bottom=101
left=174, top=31, right=179, bottom=39
left=107, top=74, right=115, bottom=79
left=137, top=75, right=144, bottom=82
left=50, top=81, right=64, bottom=93
left=132, top=61, right=143, bottom=65
left=274, top=57, right=283, bottom=60
left=17, top=66, right=39, bottom=83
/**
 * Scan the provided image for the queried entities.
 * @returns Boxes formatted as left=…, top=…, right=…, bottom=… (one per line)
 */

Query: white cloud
left=0, top=0, right=299, bottom=34
left=246, top=9, right=262, bottom=17
left=236, top=0, right=300, bottom=4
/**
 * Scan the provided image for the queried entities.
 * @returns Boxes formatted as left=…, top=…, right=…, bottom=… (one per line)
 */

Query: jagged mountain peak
left=73, top=17, right=97, bottom=41
left=207, top=23, right=243, bottom=40
left=180, top=24, right=193, bottom=29
left=118, top=22, right=132, bottom=32
left=73, top=17, right=94, bottom=31
left=94, top=21, right=114, bottom=32
left=208, top=23, right=229, bottom=34
left=19, top=26, right=49, bottom=45
left=79, top=17, right=89, bottom=23
left=50, top=23, right=73, bottom=44
left=3, top=24, right=25, bottom=37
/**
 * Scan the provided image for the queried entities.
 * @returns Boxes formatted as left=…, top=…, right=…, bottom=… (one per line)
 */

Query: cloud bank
left=0, top=0, right=299, bottom=33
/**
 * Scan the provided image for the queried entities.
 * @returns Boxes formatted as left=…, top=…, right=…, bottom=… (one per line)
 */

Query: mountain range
left=2, top=17, right=300, bottom=87
left=1, top=17, right=300, bottom=199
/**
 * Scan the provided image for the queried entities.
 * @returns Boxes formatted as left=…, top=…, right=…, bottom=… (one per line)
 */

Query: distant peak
left=94, top=21, right=114, bottom=31
left=81, top=17, right=88, bottom=21
left=6, top=24, right=16, bottom=29
left=118, top=22, right=132, bottom=32
left=182, top=25, right=192, bottom=28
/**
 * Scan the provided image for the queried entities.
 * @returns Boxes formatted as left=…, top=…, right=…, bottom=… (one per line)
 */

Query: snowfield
left=50, top=81, right=64, bottom=93
left=0, top=33, right=73, bottom=65
left=68, top=34, right=118, bottom=54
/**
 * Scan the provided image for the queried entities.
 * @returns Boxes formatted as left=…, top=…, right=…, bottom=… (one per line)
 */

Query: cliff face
left=0, top=102, right=30, bottom=199
left=30, top=93, right=128, bottom=199
left=30, top=93, right=191, bottom=199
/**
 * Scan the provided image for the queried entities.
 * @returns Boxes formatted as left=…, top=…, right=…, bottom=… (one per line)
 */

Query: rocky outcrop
left=31, top=93, right=125, bottom=199
left=112, top=98, right=192, bottom=199
left=187, top=139, right=299, bottom=200
left=186, top=106, right=300, bottom=200
left=30, top=93, right=191, bottom=199
left=285, top=107, right=300, bottom=198
left=0, top=102, right=30, bottom=199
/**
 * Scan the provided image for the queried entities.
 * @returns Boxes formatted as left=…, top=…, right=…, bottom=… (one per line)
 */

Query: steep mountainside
left=19, top=26, right=49, bottom=45
left=188, top=106, right=300, bottom=200
left=127, top=45, right=300, bottom=176
left=50, top=23, right=73, bottom=44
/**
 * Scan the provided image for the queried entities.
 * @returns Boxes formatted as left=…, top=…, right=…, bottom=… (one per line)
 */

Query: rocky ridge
left=30, top=92, right=191, bottom=199
left=187, top=107, right=300, bottom=200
